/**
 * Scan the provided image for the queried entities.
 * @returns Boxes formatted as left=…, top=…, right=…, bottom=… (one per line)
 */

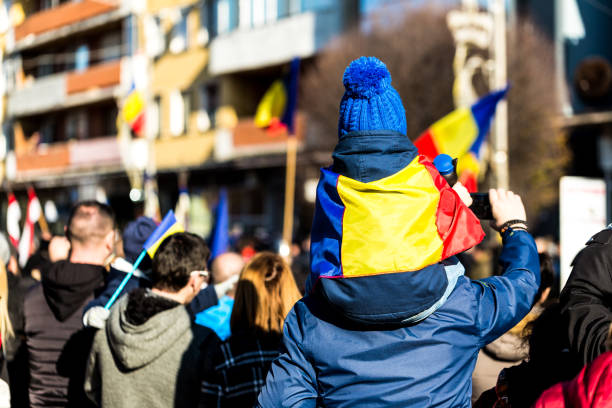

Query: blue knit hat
left=122, top=216, right=157, bottom=264
left=338, top=56, right=407, bottom=137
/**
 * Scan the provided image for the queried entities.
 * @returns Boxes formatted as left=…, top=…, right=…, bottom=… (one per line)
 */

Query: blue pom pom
left=342, top=56, right=391, bottom=99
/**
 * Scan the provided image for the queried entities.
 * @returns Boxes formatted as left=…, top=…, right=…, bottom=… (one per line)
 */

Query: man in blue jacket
left=257, top=57, right=540, bottom=408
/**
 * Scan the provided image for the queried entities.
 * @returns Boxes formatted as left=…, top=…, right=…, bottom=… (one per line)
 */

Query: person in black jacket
left=23, top=201, right=115, bottom=407
left=559, top=227, right=612, bottom=365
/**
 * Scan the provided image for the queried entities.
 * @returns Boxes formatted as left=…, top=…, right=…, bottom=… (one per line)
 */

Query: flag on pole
left=121, top=83, right=145, bottom=136
left=143, top=210, right=184, bottom=259
left=18, top=188, right=41, bottom=267
left=6, top=193, right=20, bottom=249
left=254, top=57, right=300, bottom=134
left=209, top=189, right=229, bottom=262
left=414, top=87, right=508, bottom=191
left=105, top=210, right=184, bottom=310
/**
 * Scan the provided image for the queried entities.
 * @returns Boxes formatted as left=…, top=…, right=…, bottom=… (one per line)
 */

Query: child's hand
left=452, top=182, right=473, bottom=207
left=489, top=188, right=527, bottom=229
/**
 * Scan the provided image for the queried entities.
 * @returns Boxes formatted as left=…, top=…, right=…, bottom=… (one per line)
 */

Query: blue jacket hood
left=309, top=130, right=465, bottom=326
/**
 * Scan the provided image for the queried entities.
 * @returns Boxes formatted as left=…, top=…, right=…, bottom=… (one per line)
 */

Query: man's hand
left=452, top=182, right=473, bottom=207
left=83, top=306, right=110, bottom=329
left=489, top=188, right=527, bottom=229
left=49, top=236, right=71, bottom=262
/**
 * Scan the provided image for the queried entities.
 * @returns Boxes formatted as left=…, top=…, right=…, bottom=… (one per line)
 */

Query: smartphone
left=469, top=193, right=493, bottom=220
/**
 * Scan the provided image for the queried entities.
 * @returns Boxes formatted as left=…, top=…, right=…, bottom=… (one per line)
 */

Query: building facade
left=0, top=0, right=359, bottom=242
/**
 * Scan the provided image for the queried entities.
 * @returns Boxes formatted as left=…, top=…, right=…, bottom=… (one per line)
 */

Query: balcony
left=209, top=9, right=342, bottom=75
left=13, top=137, right=122, bottom=183
left=8, top=60, right=122, bottom=117
left=11, top=0, right=127, bottom=52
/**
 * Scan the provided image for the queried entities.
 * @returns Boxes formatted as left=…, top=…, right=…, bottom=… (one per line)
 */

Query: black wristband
left=499, top=219, right=528, bottom=233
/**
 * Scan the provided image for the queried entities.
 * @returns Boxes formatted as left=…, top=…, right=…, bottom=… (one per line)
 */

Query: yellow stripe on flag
left=123, top=91, right=145, bottom=124
left=254, top=80, right=287, bottom=128
left=145, top=223, right=184, bottom=258
left=429, top=107, right=479, bottom=159
left=337, top=157, right=444, bottom=277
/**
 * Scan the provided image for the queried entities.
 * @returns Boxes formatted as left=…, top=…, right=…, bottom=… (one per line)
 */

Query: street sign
left=560, top=176, right=606, bottom=289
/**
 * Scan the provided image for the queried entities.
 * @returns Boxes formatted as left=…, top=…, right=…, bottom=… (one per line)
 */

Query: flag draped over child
left=414, top=87, right=508, bottom=191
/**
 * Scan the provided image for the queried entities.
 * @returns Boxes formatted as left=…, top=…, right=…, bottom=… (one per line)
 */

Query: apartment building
left=1, top=0, right=359, bottom=237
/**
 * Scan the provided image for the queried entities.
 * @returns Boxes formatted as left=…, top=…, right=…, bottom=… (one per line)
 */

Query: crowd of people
left=0, top=56, right=611, bottom=408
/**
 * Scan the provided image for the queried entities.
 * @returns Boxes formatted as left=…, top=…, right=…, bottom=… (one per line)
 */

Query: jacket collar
left=332, top=130, right=418, bottom=183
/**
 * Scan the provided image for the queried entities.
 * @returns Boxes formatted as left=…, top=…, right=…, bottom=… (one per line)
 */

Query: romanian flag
left=143, top=210, right=184, bottom=258
left=254, top=57, right=300, bottom=134
left=121, top=83, right=145, bottom=136
left=310, top=154, right=484, bottom=283
left=414, top=88, right=508, bottom=191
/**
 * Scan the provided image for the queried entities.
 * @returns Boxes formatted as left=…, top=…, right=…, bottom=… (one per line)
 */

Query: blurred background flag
left=209, top=188, right=229, bottom=262
left=254, top=57, right=300, bottom=134
left=415, top=87, right=509, bottom=191
left=18, top=187, right=41, bottom=267
left=121, top=83, right=146, bottom=136
left=7, top=192, right=21, bottom=249
left=143, top=210, right=184, bottom=259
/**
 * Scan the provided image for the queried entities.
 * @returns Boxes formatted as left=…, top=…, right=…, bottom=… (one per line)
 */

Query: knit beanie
left=122, top=216, right=157, bottom=264
left=338, top=56, right=407, bottom=137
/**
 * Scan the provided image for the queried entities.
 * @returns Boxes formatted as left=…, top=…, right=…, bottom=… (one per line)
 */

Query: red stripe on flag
left=414, top=130, right=440, bottom=161
left=459, top=170, right=478, bottom=193
left=419, top=156, right=484, bottom=260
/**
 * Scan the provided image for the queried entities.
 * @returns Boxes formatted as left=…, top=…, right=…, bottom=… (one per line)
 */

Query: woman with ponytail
left=200, top=252, right=301, bottom=407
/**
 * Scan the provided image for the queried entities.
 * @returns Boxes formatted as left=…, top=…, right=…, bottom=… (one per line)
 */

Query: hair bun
left=342, top=56, right=392, bottom=99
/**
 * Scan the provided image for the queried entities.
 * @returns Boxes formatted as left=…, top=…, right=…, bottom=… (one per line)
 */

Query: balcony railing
left=8, top=60, right=122, bottom=117
left=15, top=0, right=119, bottom=41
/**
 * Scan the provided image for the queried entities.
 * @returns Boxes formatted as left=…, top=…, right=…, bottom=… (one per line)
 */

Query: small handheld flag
left=142, top=210, right=184, bottom=258
left=104, top=211, right=184, bottom=310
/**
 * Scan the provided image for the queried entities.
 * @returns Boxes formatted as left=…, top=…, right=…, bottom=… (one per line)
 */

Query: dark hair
left=151, top=232, right=210, bottom=292
left=66, top=201, right=115, bottom=244
left=534, top=252, right=555, bottom=304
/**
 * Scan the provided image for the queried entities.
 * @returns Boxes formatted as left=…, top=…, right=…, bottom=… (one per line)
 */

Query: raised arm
left=473, top=189, right=540, bottom=344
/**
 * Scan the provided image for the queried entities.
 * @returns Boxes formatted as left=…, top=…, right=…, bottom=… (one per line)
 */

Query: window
left=169, top=90, right=184, bottom=136
left=74, top=45, right=89, bottom=72
left=217, top=0, right=238, bottom=35
left=200, top=1, right=217, bottom=41
left=103, top=105, right=118, bottom=136
left=169, top=10, right=189, bottom=54
left=182, top=91, right=191, bottom=134
left=198, top=83, right=218, bottom=131
left=278, top=0, right=301, bottom=18
left=149, top=96, right=161, bottom=138
left=65, top=110, right=88, bottom=140
left=99, top=32, right=122, bottom=62
left=252, top=0, right=265, bottom=27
